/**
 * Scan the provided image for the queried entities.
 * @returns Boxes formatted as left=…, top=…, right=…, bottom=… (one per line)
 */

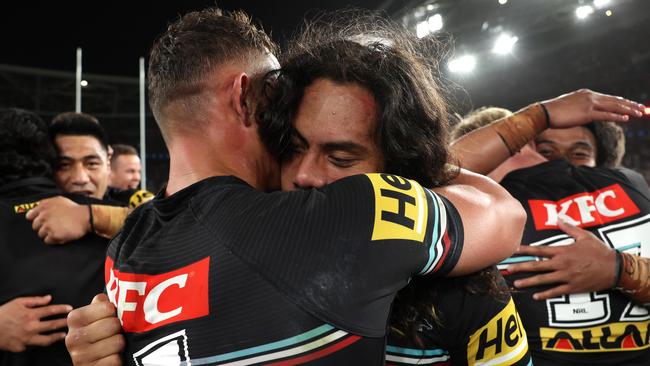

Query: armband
left=492, top=103, right=548, bottom=155
left=91, top=205, right=129, bottom=239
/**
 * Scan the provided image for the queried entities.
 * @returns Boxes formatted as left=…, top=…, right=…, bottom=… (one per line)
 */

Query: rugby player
left=108, top=144, right=142, bottom=191
left=265, top=15, right=531, bottom=366
left=267, top=14, right=645, bottom=366
left=26, top=114, right=153, bottom=243
left=452, top=102, right=650, bottom=364
left=502, top=125, right=650, bottom=365
left=0, top=108, right=112, bottom=366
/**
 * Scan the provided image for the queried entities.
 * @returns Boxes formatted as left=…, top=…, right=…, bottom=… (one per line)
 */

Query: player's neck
left=165, top=134, right=274, bottom=196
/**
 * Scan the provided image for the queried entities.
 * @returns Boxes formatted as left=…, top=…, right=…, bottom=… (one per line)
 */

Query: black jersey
left=104, top=187, right=154, bottom=208
left=499, top=160, right=650, bottom=366
left=386, top=271, right=532, bottom=366
left=0, top=178, right=111, bottom=366
left=106, top=173, right=464, bottom=365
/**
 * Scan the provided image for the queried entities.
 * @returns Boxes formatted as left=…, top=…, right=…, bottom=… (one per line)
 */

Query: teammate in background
left=108, top=144, right=142, bottom=191
left=451, top=100, right=650, bottom=365
left=26, top=114, right=153, bottom=243
left=0, top=108, right=111, bottom=366
left=49, top=112, right=111, bottom=201
left=534, top=122, right=626, bottom=169
left=501, top=158, right=650, bottom=365
left=65, top=7, right=527, bottom=366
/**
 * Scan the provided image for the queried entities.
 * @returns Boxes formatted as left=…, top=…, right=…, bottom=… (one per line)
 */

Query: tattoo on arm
left=618, top=252, right=650, bottom=304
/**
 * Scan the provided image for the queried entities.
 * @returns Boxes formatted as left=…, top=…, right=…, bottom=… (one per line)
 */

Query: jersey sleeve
left=396, top=277, right=531, bottom=366
left=416, top=191, right=464, bottom=277
left=193, top=173, right=464, bottom=337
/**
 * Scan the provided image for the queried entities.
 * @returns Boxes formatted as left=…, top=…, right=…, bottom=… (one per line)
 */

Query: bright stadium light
left=448, top=55, right=476, bottom=73
left=428, top=14, right=443, bottom=32
left=493, top=33, right=519, bottom=54
left=593, top=0, right=611, bottom=9
left=416, top=20, right=430, bottom=38
left=80, top=80, right=88, bottom=87
left=416, top=13, right=443, bottom=38
left=576, top=5, right=594, bottom=19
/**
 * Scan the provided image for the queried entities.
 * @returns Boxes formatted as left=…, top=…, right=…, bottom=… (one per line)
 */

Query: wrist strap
left=540, top=103, right=551, bottom=128
left=492, top=103, right=548, bottom=155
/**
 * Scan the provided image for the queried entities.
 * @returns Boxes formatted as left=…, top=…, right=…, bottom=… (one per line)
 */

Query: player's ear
left=230, top=72, right=253, bottom=127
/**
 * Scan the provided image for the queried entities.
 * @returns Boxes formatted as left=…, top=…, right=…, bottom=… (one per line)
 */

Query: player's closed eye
left=328, top=155, right=357, bottom=168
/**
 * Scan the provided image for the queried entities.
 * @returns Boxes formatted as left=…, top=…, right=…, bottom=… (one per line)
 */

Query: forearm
left=450, top=103, right=548, bottom=174
left=617, top=252, right=650, bottom=304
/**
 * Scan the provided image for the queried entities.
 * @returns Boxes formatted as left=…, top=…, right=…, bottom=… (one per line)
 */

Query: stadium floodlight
left=416, top=13, right=443, bottom=38
left=80, top=80, right=88, bottom=87
left=593, top=0, right=611, bottom=9
left=416, top=20, right=430, bottom=38
left=448, top=55, right=476, bottom=73
left=493, top=33, right=519, bottom=54
left=576, top=5, right=594, bottom=19
left=428, top=14, right=443, bottom=32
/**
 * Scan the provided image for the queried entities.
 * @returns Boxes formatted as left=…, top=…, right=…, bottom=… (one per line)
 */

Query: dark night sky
left=3, top=0, right=649, bottom=112
left=1, top=0, right=388, bottom=76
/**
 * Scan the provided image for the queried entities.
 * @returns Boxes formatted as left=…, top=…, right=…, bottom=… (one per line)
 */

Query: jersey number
left=546, top=214, right=650, bottom=327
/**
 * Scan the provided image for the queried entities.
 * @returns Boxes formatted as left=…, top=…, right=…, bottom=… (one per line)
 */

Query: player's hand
left=0, top=295, right=71, bottom=352
left=66, top=294, right=124, bottom=366
left=26, top=196, right=91, bottom=245
left=542, top=89, right=644, bottom=127
left=507, top=220, right=617, bottom=300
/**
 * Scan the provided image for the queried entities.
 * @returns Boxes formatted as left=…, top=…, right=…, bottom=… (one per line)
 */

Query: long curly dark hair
left=257, top=9, right=506, bottom=345
left=0, top=108, right=54, bottom=186
left=259, top=9, right=455, bottom=188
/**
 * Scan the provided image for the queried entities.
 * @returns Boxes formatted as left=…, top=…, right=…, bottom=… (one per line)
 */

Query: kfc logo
left=529, top=184, right=639, bottom=230
left=105, top=257, right=210, bottom=333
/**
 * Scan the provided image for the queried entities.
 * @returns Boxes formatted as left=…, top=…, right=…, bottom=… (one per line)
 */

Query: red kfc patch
left=529, top=184, right=639, bottom=230
left=105, top=257, right=210, bottom=333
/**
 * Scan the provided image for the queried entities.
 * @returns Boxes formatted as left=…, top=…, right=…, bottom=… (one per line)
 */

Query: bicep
left=433, top=170, right=525, bottom=276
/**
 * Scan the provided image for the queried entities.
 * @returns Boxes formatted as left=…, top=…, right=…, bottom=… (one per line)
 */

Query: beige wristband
left=91, top=205, right=128, bottom=239
left=492, top=103, right=548, bottom=155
